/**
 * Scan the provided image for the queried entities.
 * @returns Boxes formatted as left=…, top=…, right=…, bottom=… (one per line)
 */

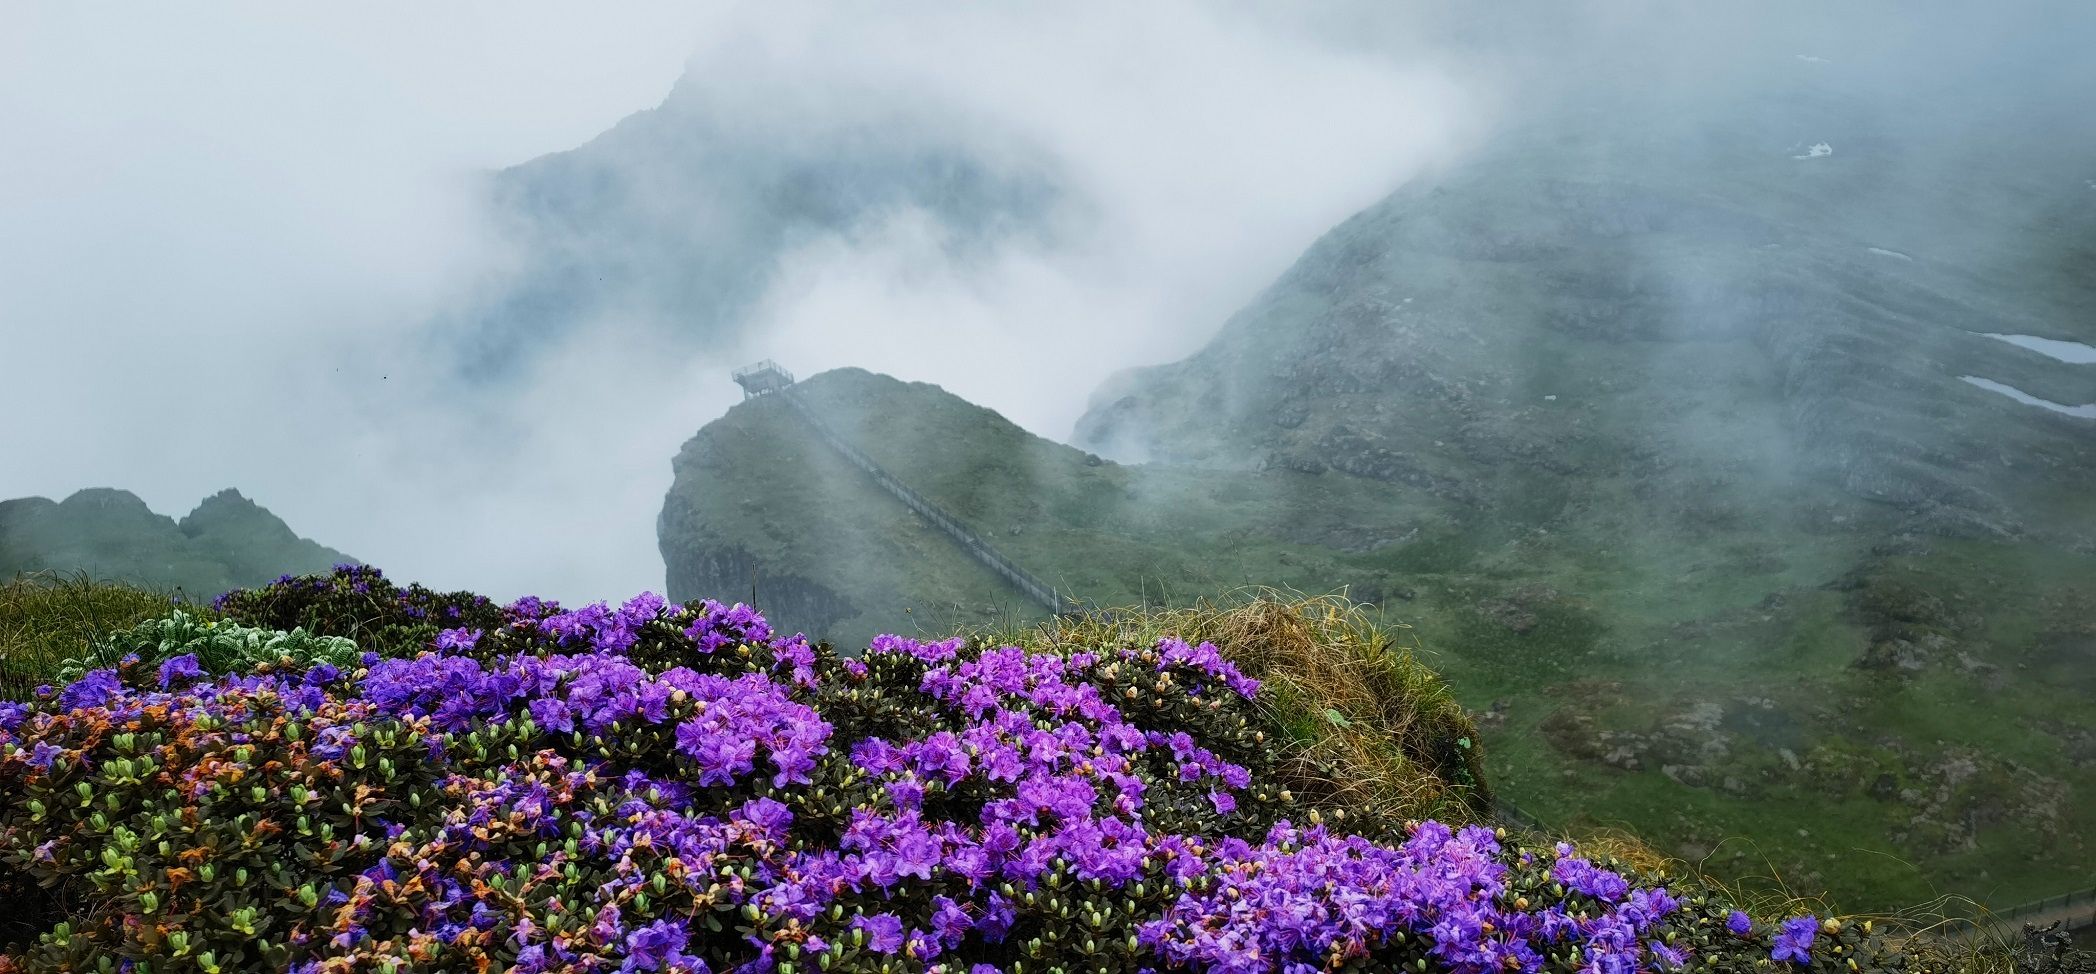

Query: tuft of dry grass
left=975, top=587, right=1494, bottom=831
left=0, top=571, right=199, bottom=699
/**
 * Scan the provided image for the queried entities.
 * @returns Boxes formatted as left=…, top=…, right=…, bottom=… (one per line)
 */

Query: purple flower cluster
left=1772, top=916, right=1818, bottom=965
left=0, top=587, right=1860, bottom=974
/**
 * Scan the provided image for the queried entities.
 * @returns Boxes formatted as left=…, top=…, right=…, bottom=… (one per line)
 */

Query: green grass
left=1444, top=533, right=2096, bottom=914
left=974, top=591, right=2060, bottom=973
left=0, top=571, right=200, bottom=699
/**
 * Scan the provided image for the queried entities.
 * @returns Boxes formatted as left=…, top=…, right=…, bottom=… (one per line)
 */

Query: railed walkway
left=776, top=386, right=1065, bottom=616
left=1946, top=886, right=2096, bottom=943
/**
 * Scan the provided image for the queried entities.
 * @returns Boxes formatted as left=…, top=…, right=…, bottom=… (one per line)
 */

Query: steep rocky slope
left=656, top=73, right=2096, bottom=910
left=0, top=488, right=353, bottom=598
left=651, top=27, right=2096, bottom=914
left=664, top=367, right=2096, bottom=910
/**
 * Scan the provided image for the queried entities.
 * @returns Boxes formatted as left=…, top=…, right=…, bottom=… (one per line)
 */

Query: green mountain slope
left=659, top=80, right=2096, bottom=908
left=659, top=368, right=1455, bottom=648
left=653, top=44, right=2096, bottom=914
left=1065, top=87, right=2096, bottom=908
left=665, top=365, right=2096, bottom=909
left=0, top=488, right=354, bottom=599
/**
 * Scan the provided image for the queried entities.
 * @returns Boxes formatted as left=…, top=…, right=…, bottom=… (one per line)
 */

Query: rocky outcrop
left=660, top=539, right=857, bottom=641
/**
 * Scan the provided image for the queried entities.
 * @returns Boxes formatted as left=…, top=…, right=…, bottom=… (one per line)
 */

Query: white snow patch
left=1866, top=247, right=1913, bottom=261
left=1961, top=376, right=2096, bottom=418
left=1792, top=143, right=1833, bottom=160
left=1977, top=333, right=2096, bottom=364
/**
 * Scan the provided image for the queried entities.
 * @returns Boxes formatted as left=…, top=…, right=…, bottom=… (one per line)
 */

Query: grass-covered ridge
left=5, top=569, right=2035, bottom=974
left=980, top=592, right=1495, bottom=831
left=659, top=368, right=1457, bottom=649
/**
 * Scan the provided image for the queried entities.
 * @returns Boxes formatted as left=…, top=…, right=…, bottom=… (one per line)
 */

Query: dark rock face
left=0, top=488, right=352, bottom=597
left=660, top=539, right=858, bottom=642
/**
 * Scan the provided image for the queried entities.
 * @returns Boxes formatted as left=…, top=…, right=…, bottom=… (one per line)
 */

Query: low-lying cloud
left=0, top=2, right=1474, bottom=603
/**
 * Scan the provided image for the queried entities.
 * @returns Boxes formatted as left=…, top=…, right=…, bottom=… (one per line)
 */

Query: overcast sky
left=0, top=3, right=1479, bottom=602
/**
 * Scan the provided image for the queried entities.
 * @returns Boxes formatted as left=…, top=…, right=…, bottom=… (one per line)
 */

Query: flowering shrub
left=1, top=576, right=1912, bottom=973
left=212, top=564, right=506, bottom=659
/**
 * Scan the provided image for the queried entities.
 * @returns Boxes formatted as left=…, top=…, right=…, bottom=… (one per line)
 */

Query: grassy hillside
left=660, top=367, right=2096, bottom=914
left=1050, top=73, right=2096, bottom=916
left=0, top=573, right=207, bottom=698
left=661, top=368, right=1456, bottom=647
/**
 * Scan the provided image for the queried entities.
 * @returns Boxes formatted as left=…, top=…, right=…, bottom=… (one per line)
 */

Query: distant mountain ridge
left=0, top=488, right=354, bottom=598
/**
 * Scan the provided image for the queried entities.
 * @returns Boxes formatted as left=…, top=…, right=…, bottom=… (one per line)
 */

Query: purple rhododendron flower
left=1773, top=915, right=1817, bottom=964
left=622, top=918, right=690, bottom=972
left=156, top=654, right=204, bottom=688
left=57, top=669, right=122, bottom=711
left=27, top=741, right=63, bottom=770
left=853, top=913, right=905, bottom=954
